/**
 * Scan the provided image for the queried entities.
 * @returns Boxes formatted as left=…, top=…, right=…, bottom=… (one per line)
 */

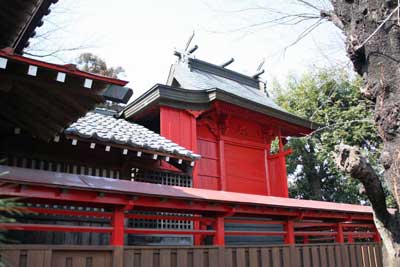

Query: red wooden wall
left=160, top=106, right=200, bottom=186
left=159, top=102, right=291, bottom=197
left=160, top=106, right=197, bottom=151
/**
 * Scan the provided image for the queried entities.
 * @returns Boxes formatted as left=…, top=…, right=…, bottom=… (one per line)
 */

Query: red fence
left=0, top=205, right=380, bottom=246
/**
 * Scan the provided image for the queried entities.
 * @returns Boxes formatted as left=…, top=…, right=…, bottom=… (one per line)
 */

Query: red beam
left=27, top=207, right=112, bottom=218
left=1, top=184, right=374, bottom=221
left=0, top=223, right=112, bottom=233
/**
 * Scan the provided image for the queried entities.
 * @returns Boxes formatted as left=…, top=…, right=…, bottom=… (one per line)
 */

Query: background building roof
left=0, top=50, right=131, bottom=140
left=0, top=0, right=58, bottom=54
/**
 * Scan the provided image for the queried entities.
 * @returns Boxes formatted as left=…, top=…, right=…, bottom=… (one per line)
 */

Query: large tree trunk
left=335, top=145, right=400, bottom=266
left=330, top=1, right=400, bottom=265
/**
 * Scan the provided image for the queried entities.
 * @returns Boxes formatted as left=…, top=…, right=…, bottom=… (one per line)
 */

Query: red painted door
left=224, top=143, right=268, bottom=195
left=197, top=138, right=220, bottom=190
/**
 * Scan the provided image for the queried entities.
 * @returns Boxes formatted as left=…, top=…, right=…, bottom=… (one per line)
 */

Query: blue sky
left=30, top=0, right=350, bottom=98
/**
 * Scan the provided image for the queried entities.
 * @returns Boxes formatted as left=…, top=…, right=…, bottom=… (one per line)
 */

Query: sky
left=29, top=0, right=351, bottom=99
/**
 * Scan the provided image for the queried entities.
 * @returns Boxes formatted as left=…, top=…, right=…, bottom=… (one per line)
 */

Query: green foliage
left=0, top=198, right=23, bottom=239
left=274, top=68, right=381, bottom=204
left=0, top=198, right=24, bottom=266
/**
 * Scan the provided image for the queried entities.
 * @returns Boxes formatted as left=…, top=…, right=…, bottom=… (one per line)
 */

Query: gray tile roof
left=64, top=112, right=201, bottom=160
left=170, top=59, right=286, bottom=112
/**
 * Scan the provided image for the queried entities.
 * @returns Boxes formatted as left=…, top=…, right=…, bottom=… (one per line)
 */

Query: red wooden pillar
left=284, top=220, right=295, bottom=244
left=264, top=149, right=271, bottom=195
left=373, top=229, right=381, bottom=242
left=218, top=139, right=226, bottom=191
left=213, top=216, right=225, bottom=246
left=111, top=208, right=125, bottom=246
left=195, top=221, right=206, bottom=246
left=278, top=129, right=289, bottom=197
left=336, top=224, right=344, bottom=243
left=303, top=235, right=309, bottom=244
left=194, top=223, right=201, bottom=245
left=194, top=220, right=201, bottom=246
left=348, top=234, right=354, bottom=243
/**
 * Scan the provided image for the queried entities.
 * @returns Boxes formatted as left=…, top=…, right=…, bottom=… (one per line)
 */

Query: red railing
left=0, top=205, right=380, bottom=246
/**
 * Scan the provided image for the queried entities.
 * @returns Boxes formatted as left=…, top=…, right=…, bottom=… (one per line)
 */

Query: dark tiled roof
left=0, top=0, right=58, bottom=53
left=64, top=112, right=201, bottom=160
left=0, top=50, right=130, bottom=140
left=168, top=57, right=286, bottom=112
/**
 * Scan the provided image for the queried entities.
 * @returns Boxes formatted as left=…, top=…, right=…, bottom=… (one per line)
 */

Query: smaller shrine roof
left=170, top=58, right=285, bottom=112
left=64, top=111, right=201, bottom=160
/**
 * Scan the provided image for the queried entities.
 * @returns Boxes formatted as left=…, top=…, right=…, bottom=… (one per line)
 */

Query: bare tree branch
left=284, top=18, right=325, bottom=53
left=24, top=45, right=92, bottom=58
left=297, top=0, right=321, bottom=11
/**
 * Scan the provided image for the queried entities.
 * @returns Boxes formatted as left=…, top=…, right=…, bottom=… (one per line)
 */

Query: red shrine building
left=0, top=0, right=383, bottom=254
left=122, top=50, right=316, bottom=198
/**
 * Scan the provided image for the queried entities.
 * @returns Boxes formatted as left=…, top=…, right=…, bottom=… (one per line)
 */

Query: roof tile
left=64, top=112, right=200, bottom=160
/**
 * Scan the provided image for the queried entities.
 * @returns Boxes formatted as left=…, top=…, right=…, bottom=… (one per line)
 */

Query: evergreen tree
left=76, top=53, right=127, bottom=111
left=76, top=53, right=125, bottom=79
left=274, top=69, right=381, bottom=204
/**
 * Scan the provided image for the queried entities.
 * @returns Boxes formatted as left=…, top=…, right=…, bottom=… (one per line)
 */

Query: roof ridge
left=188, top=57, right=261, bottom=89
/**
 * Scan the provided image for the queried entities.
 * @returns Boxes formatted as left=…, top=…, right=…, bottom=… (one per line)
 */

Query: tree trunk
left=309, top=174, right=322, bottom=200
left=330, top=1, right=400, bottom=265
left=304, top=140, right=323, bottom=200
left=335, top=145, right=400, bottom=266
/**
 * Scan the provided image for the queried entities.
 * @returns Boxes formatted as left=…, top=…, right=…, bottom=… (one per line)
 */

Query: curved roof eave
left=121, top=84, right=319, bottom=132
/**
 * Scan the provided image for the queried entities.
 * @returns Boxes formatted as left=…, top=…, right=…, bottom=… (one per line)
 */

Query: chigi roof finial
left=184, top=31, right=195, bottom=52
left=253, top=57, right=266, bottom=79
left=174, top=31, right=199, bottom=63
left=220, top=58, right=234, bottom=68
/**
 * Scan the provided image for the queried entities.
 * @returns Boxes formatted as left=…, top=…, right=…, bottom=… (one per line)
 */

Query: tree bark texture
left=304, top=140, right=323, bottom=200
left=331, top=1, right=400, bottom=265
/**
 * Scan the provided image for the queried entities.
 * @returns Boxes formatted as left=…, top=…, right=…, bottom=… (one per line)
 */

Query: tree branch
left=335, top=144, right=392, bottom=223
